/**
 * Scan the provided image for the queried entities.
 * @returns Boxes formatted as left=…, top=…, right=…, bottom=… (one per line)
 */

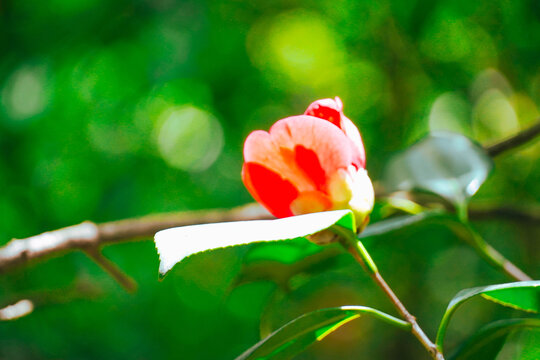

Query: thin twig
left=372, top=272, right=444, bottom=360
left=448, top=221, right=532, bottom=282
left=0, top=299, right=34, bottom=321
left=1, top=121, right=539, bottom=275
left=84, top=247, right=138, bottom=293
left=469, top=204, right=540, bottom=224
left=0, top=277, right=103, bottom=321
left=341, top=238, right=444, bottom=360
left=485, top=120, right=540, bottom=157
left=0, top=204, right=272, bottom=273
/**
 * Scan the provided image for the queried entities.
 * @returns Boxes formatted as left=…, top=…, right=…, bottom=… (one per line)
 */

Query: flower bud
left=242, top=98, right=373, bottom=232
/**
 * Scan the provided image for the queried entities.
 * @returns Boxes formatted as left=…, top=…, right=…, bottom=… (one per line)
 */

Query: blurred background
left=0, top=0, right=539, bottom=359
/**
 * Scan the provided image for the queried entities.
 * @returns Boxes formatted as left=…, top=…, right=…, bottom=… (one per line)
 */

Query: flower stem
left=456, top=222, right=532, bottom=281
left=84, top=247, right=138, bottom=293
left=337, top=231, right=445, bottom=360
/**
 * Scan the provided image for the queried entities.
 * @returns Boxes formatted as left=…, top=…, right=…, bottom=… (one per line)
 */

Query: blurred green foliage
left=0, top=0, right=539, bottom=359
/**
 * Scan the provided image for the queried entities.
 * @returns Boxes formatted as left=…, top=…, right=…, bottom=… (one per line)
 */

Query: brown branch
left=2, top=121, right=539, bottom=276
left=0, top=299, right=34, bottom=321
left=447, top=220, right=533, bottom=282
left=0, top=203, right=272, bottom=273
left=485, top=120, right=540, bottom=157
left=84, top=247, right=138, bottom=293
left=342, top=238, right=445, bottom=360
left=376, top=188, right=540, bottom=225
left=0, top=277, right=103, bottom=321
left=0, top=221, right=100, bottom=273
left=469, top=204, right=540, bottom=224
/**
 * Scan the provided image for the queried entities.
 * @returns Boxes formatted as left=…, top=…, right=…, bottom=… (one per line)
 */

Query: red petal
left=242, top=162, right=298, bottom=218
left=294, top=145, right=326, bottom=190
left=304, top=97, right=343, bottom=128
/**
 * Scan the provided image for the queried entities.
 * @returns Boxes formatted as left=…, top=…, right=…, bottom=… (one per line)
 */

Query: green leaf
left=235, top=306, right=411, bottom=360
left=243, top=238, right=326, bottom=265
left=437, top=281, right=540, bottom=351
left=234, top=210, right=446, bottom=287
left=359, top=209, right=445, bottom=239
left=449, top=318, right=540, bottom=360
left=243, top=210, right=444, bottom=269
left=481, top=287, right=540, bottom=313
left=383, top=132, right=493, bottom=207
left=154, top=210, right=356, bottom=277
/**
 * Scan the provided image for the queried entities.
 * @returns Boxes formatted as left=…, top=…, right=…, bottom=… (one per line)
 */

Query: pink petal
left=243, top=115, right=362, bottom=217
left=304, top=97, right=366, bottom=168
left=269, top=116, right=354, bottom=183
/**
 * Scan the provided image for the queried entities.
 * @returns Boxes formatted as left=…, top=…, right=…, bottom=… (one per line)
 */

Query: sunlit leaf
left=436, top=281, right=540, bottom=351
left=154, top=210, right=356, bottom=277
left=235, top=306, right=410, bottom=360
left=383, top=132, right=493, bottom=207
left=449, top=318, right=540, bottom=360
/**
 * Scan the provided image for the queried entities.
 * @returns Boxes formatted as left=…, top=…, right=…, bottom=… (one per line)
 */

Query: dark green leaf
left=450, top=318, right=540, bottom=360
left=481, top=287, right=540, bottom=313
left=437, top=281, right=540, bottom=351
left=235, top=306, right=410, bottom=360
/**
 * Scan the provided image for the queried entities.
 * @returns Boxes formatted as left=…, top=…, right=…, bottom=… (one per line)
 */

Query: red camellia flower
left=242, top=97, right=374, bottom=231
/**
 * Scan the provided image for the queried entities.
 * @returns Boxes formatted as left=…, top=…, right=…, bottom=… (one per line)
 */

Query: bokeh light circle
left=156, top=106, right=224, bottom=172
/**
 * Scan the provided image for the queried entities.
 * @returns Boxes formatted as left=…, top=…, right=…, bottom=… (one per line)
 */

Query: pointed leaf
left=449, top=318, right=540, bottom=360
left=481, top=287, right=540, bottom=313
left=437, top=281, right=540, bottom=351
left=155, top=210, right=355, bottom=277
left=235, top=306, right=411, bottom=360
left=383, top=132, right=493, bottom=207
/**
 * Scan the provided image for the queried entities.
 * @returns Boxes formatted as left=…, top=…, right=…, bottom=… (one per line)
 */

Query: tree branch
left=469, top=204, right=540, bottom=224
left=0, top=299, right=34, bottom=321
left=2, top=120, right=539, bottom=275
left=0, top=278, right=103, bottom=321
left=84, top=247, right=138, bottom=293
left=485, top=119, right=540, bottom=157
left=0, top=204, right=272, bottom=273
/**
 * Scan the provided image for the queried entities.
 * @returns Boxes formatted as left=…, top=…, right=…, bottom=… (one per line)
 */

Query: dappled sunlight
left=1, top=64, right=50, bottom=122
left=0, top=1, right=538, bottom=359
left=428, top=92, right=473, bottom=137
left=247, top=10, right=347, bottom=92
left=156, top=106, right=224, bottom=172
left=420, top=15, right=497, bottom=71
left=472, top=89, right=520, bottom=143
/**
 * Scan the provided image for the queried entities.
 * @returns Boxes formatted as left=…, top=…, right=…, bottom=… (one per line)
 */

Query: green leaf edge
left=436, top=281, right=540, bottom=352
left=449, top=318, right=540, bottom=360
left=235, top=305, right=411, bottom=360
left=359, top=209, right=445, bottom=239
